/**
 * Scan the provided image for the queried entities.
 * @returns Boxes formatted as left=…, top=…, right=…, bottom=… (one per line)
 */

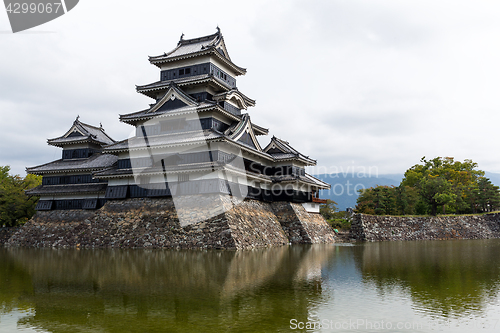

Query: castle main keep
left=17, top=29, right=335, bottom=249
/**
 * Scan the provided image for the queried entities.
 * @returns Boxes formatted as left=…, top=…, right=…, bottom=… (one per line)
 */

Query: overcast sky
left=1, top=0, right=500, bottom=177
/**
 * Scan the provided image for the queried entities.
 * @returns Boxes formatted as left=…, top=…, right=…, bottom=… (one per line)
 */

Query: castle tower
left=94, top=29, right=329, bottom=213
left=26, top=118, right=117, bottom=210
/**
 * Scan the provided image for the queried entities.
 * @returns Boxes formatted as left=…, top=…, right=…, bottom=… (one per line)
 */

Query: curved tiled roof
left=212, top=89, right=256, bottom=107
left=48, top=118, right=115, bottom=147
left=136, top=74, right=233, bottom=99
left=27, top=154, right=118, bottom=175
left=26, top=183, right=107, bottom=196
left=263, top=136, right=316, bottom=165
left=148, top=29, right=246, bottom=75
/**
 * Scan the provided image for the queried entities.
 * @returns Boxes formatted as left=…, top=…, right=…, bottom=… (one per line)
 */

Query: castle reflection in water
left=2, top=240, right=500, bottom=332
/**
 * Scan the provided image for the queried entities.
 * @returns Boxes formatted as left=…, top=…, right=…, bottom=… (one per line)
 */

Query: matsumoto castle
left=27, top=29, right=330, bottom=214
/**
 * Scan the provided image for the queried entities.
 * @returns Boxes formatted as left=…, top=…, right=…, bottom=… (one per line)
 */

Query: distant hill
left=315, top=171, right=500, bottom=211
left=315, top=173, right=403, bottom=211
left=485, top=172, right=500, bottom=188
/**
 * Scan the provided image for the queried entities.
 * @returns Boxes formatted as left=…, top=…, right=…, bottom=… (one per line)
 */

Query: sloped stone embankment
left=5, top=196, right=335, bottom=249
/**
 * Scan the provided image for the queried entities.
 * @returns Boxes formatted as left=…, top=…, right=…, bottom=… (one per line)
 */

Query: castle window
left=185, top=68, right=191, bottom=74
left=179, top=69, right=185, bottom=75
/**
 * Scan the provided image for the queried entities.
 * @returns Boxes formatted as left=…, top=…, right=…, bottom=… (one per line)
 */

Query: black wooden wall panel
left=129, top=185, right=149, bottom=198
left=220, top=101, right=241, bottom=116
left=105, top=185, right=128, bottom=199
left=36, top=200, right=53, bottom=211
left=159, top=62, right=236, bottom=88
left=54, top=199, right=85, bottom=210
left=42, top=174, right=101, bottom=185
left=189, top=92, right=213, bottom=102
left=117, top=159, right=132, bottom=169
left=36, top=199, right=106, bottom=211
left=138, top=117, right=230, bottom=137
left=82, top=199, right=98, bottom=210
left=62, top=149, right=98, bottom=160
left=146, top=183, right=171, bottom=197
left=160, top=63, right=212, bottom=81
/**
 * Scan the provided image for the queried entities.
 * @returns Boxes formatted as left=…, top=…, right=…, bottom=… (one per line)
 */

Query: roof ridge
left=178, top=31, right=219, bottom=46
left=76, top=119, right=116, bottom=143
left=273, top=136, right=290, bottom=146
left=150, top=30, right=220, bottom=60
left=78, top=120, right=102, bottom=131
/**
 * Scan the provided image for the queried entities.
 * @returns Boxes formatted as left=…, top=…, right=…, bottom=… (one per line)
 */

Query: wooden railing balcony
left=312, top=197, right=327, bottom=204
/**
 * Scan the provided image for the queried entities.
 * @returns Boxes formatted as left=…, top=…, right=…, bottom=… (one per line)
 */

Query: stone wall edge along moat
left=4, top=196, right=336, bottom=249
left=350, top=213, right=500, bottom=241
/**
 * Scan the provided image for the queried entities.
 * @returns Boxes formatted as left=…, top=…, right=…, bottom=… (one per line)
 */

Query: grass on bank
left=326, top=211, right=352, bottom=230
left=357, top=210, right=500, bottom=218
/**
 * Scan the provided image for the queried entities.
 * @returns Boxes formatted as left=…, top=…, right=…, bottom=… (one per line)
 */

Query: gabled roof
left=225, top=114, right=262, bottom=151
left=302, top=173, right=331, bottom=188
left=47, top=117, right=115, bottom=147
left=148, top=28, right=246, bottom=76
left=119, top=101, right=227, bottom=124
left=263, top=136, right=316, bottom=165
left=143, top=82, right=199, bottom=114
left=212, top=89, right=256, bottom=109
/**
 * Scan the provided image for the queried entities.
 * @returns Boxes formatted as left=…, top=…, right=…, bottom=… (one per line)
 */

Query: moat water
left=1, top=240, right=500, bottom=332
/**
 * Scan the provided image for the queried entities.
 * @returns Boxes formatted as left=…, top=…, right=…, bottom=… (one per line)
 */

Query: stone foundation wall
left=271, top=202, right=336, bottom=244
left=350, top=213, right=500, bottom=242
left=5, top=196, right=335, bottom=249
left=0, top=227, right=19, bottom=245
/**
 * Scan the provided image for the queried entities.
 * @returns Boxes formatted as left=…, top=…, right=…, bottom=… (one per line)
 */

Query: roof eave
left=137, top=75, right=232, bottom=99
left=26, top=167, right=109, bottom=176
left=149, top=49, right=246, bottom=76
left=252, top=125, right=269, bottom=136
left=47, top=137, right=111, bottom=148
left=104, top=136, right=226, bottom=154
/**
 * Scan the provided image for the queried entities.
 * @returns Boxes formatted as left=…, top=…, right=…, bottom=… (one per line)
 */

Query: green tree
left=320, top=199, right=338, bottom=220
left=476, top=177, right=500, bottom=212
left=358, top=157, right=498, bottom=216
left=356, top=185, right=400, bottom=215
left=0, top=166, right=42, bottom=227
left=356, top=186, right=378, bottom=215
left=402, top=157, right=485, bottom=215
left=394, top=185, right=419, bottom=215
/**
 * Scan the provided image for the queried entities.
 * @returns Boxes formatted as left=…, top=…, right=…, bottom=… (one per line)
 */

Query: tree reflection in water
left=354, top=240, right=500, bottom=318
